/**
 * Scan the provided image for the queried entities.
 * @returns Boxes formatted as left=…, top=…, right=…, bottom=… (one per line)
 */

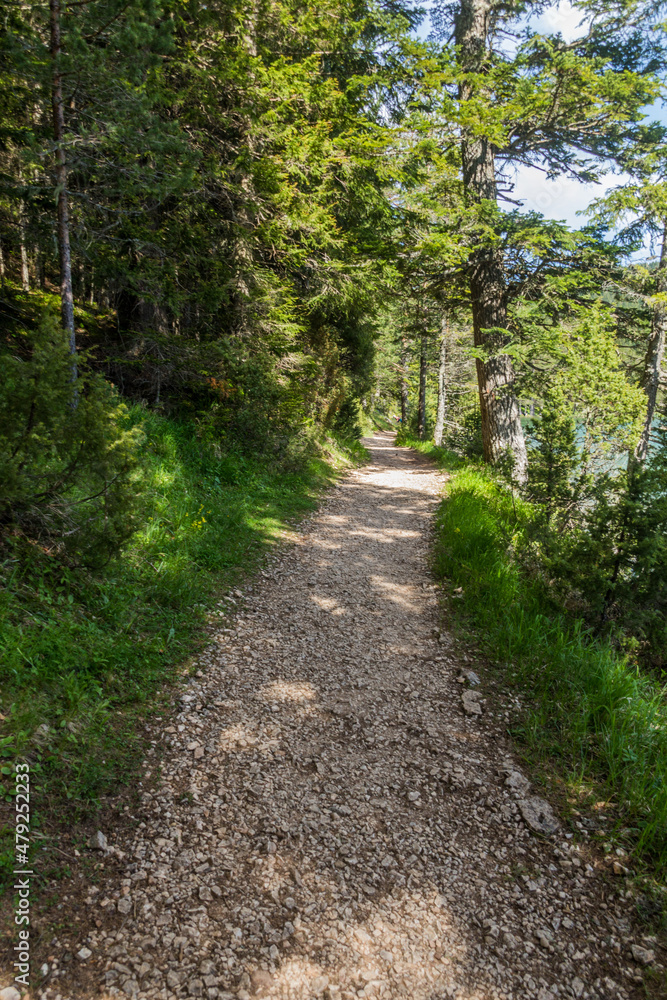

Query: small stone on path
left=518, top=795, right=559, bottom=835
left=87, top=829, right=107, bottom=850
left=631, top=943, right=655, bottom=965
left=462, top=689, right=482, bottom=715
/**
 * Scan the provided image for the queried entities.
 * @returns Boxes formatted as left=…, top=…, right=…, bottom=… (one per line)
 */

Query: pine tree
left=426, top=0, right=664, bottom=475
left=527, top=406, right=580, bottom=525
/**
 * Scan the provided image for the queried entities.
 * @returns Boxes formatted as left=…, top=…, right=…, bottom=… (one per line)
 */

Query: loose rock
left=87, top=829, right=108, bottom=851
left=462, top=689, right=482, bottom=715
left=631, top=944, right=655, bottom=966
left=518, top=796, right=560, bottom=835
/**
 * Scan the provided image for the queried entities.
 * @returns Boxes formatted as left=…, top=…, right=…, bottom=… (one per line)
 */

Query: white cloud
left=527, top=1, right=587, bottom=43
left=509, top=165, right=612, bottom=227
left=510, top=165, right=658, bottom=260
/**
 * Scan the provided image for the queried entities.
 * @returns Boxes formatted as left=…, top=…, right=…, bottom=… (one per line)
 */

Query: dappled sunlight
left=260, top=680, right=319, bottom=704
left=270, top=956, right=325, bottom=996
left=231, top=859, right=476, bottom=1000
left=69, top=432, right=617, bottom=1000
left=152, top=466, right=177, bottom=487
left=348, top=526, right=422, bottom=542
left=311, top=595, right=347, bottom=616
left=369, top=574, right=424, bottom=612
left=216, top=721, right=283, bottom=755
left=311, top=538, right=343, bottom=551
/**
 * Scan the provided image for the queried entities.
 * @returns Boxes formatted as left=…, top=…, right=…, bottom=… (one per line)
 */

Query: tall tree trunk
left=18, top=169, right=30, bottom=291
left=244, top=0, right=258, bottom=57
left=400, top=337, right=409, bottom=426
left=455, top=0, right=527, bottom=479
left=632, top=219, right=667, bottom=467
left=19, top=230, right=30, bottom=291
left=50, top=0, right=77, bottom=372
left=35, top=247, right=44, bottom=289
left=417, top=331, right=427, bottom=440
left=434, top=315, right=448, bottom=446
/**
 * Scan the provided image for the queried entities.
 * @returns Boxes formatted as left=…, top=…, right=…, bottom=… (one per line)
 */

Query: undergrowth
left=402, top=434, right=667, bottom=880
left=0, top=411, right=364, bottom=884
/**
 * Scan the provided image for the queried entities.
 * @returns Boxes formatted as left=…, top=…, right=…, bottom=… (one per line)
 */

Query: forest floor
left=2, top=431, right=663, bottom=1000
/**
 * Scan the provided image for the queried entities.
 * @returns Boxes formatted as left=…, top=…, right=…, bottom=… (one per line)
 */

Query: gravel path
left=30, top=433, right=658, bottom=1000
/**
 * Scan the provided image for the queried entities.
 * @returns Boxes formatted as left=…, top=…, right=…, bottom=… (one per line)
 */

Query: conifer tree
left=588, top=154, right=667, bottom=466
left=426, top=0, right=664, bottom=475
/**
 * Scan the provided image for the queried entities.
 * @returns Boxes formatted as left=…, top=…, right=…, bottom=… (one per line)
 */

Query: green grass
left=403, top=435, right=667, bottom=879
left=0, top=410, right=364, bottom=882
left=360, top=408, right=397, bottom=434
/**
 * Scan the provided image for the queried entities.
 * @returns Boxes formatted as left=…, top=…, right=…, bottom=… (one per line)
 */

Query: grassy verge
left=0, top=410, right=364, bottom=883
left=360, top=409, right=396, bottom=434
left=402, top=434, right=667, bottom=882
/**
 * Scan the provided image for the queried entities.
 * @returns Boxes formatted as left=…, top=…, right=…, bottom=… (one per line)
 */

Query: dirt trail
left=28, top=433, right=655, bottom=1000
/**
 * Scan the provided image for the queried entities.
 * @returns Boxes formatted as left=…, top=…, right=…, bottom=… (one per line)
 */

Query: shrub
left=331, top=396, right=362, bottom=441
left=0, top=311, right=142, bottom=566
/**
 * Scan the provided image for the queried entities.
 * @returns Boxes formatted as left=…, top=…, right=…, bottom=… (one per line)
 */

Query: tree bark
left=455, top=0, right=527, bottom=479
left=417, top=331, right=427, bottom=440
left=400, top=337, right=409, bottom=426
left=632, top=219, right=667, bottom=466
left=50, top=0, right=77, bottom=371
left=20, top=230, right=30, bottom=291
left=18, top=167, right=30, bottom=292
left=434, top=315, right=447, bottom=446
left=35, top=247, right=44, bottom=289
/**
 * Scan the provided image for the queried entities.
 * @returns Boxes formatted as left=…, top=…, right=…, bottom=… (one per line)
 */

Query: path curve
left=35, top=433, right=645, bottom=1000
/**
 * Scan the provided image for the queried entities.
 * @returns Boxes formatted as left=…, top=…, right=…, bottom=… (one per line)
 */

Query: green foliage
left=518, top=399, right=667, bottom=667
left=565, top=444, right=667, bottom=664
left=2, top=0, right=418, bottom=437
left=0, top=311, right=141, bottom=566
left=4, top=0, right=667, bottom=891
left=331, top=397, right=362, bottom=441
left=526, top=406, right=581, bottom=524
left=553, top=308, right=644, bottom=455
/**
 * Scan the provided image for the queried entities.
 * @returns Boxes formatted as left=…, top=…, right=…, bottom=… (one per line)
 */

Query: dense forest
left=4, top=0, right=667, bottom=884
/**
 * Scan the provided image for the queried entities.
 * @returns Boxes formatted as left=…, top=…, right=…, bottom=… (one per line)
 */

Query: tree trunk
left=18, top=169, right=30, bottom=291
left=400, top=337, right=409, bottom=426
left=20, top=231, right=30, bottom=291
left=50, top=0, right=77, bottom=372
left=35, top=247, right=45, bottom=289
left=632, top=219, right=667, bottom=467
left=455, top=0, right=527, bottom=479
left=434, top=315, right=448, bottom=446
left=244, top=0, right=258, bottom=57
left=417, top=331, right=427, bottom=440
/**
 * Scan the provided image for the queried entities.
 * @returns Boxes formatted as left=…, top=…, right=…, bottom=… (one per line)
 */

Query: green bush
left=0, top=312, right=141, bottom=566
left=519, top=406, right=667, bottom=667
left=567, top=463, right=667, bottom=665
left=331, top=396, right=363, bottom=441
left=526, top=406, right=582, bottom=524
